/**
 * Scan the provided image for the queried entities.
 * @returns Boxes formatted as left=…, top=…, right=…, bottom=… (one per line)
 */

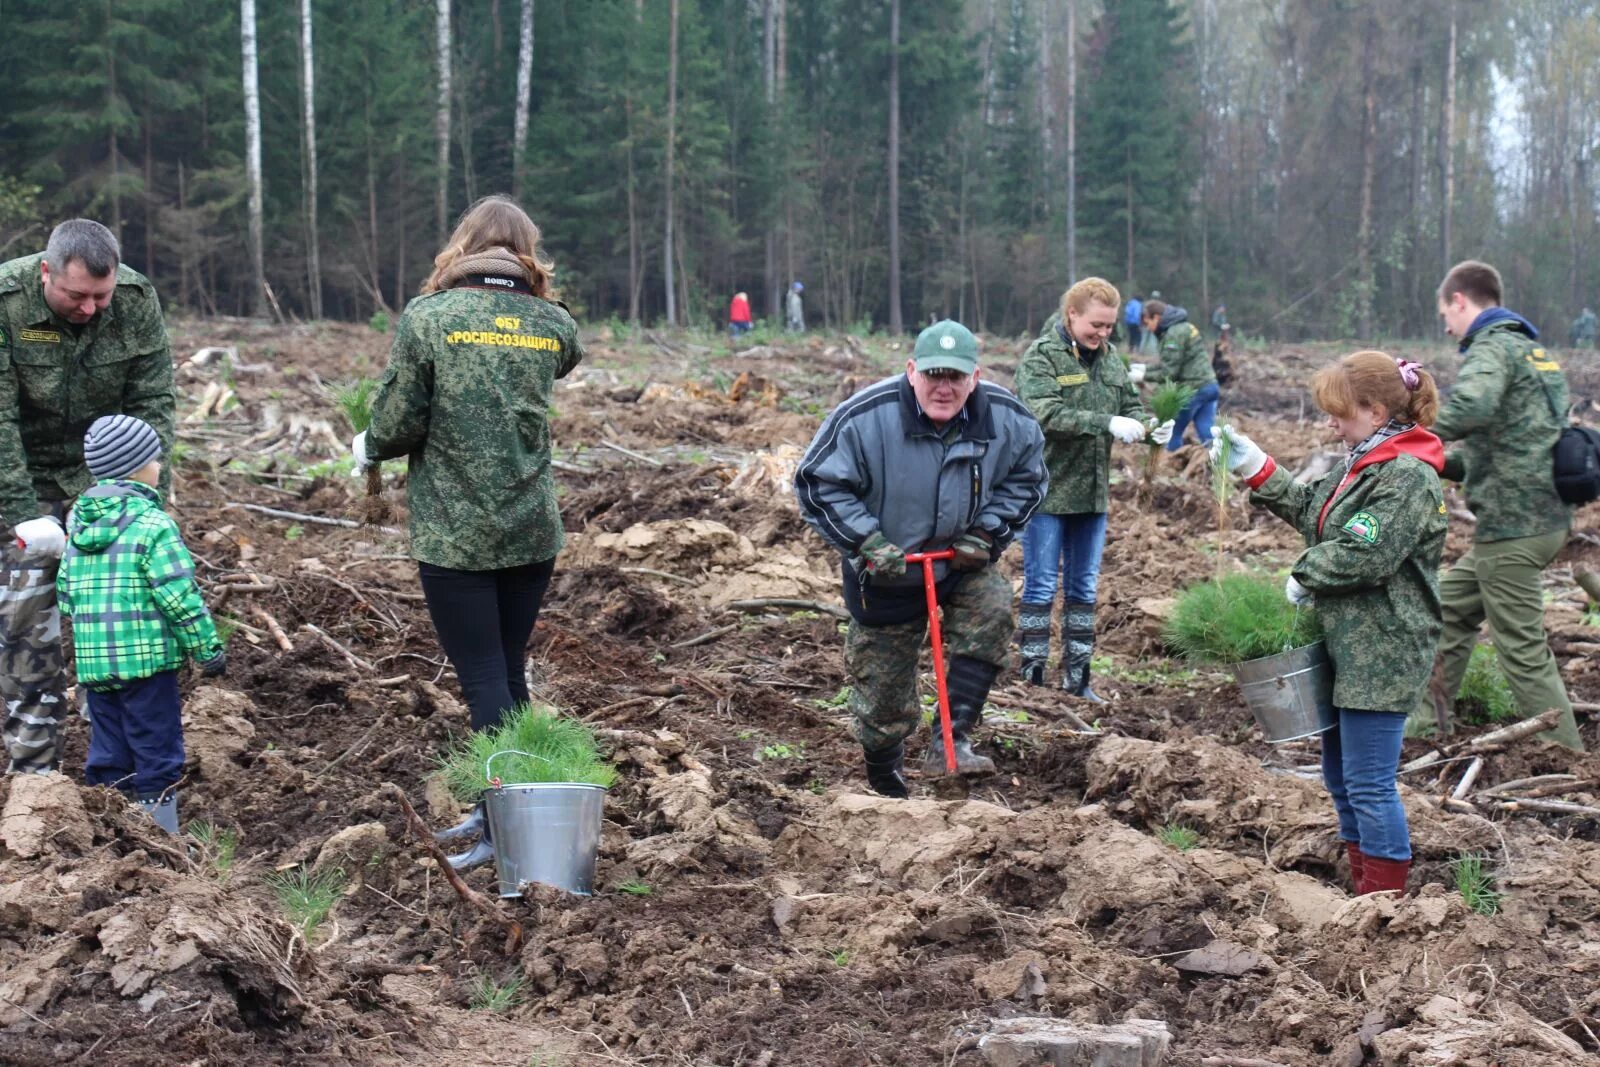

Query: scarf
left=435, top=247, right=535, bottom=291
left=1345, top=418, right=1412, bottom=472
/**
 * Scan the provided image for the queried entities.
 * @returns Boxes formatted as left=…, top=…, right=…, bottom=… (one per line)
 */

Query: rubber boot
left=1345, top=841, right=1366, bottom=893
left=1016, top=601, right=1053, bottom=687
left=1061, top=601, right=1104, bottom=703
left=1360, top=855, right=1410, bottom=896
left=923, top=656, right=998, bottom=776
left=435, top=801, right=486, bottom=844
left=136, top=791, right=179, bottom=834
left=864, top=742, right=909, bottom=799
left=444, top=801, right=496, bottom=871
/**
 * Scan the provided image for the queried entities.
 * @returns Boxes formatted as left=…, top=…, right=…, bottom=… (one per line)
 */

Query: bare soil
left=3, top=321, right=1599, bottom=1066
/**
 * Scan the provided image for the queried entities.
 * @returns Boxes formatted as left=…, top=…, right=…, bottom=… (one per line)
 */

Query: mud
left=3, top=320, right=1599, bottom=1065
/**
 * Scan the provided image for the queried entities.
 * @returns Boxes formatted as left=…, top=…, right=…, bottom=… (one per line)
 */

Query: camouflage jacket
left=366, top=281, right=585, bottom=571
left=1249, top=426, right=1447, bottom=714
left=0, top=253, right=176, bottom=524
left=1153, top=321, right=1215, bottom=389
left=1016, top=323, right=1143, bottom=514
left=1433, top=312, right=1571, bottom=542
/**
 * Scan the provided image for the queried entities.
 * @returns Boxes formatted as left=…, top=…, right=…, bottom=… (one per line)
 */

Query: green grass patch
left=1456, top=645, right=1517, bottom=725
left=438, top=703, right=616, bottom=803
left=1156, top=823, right=1201, bottom=851
left=469, top=973, right=525, bottom=1013
left=1451, top=852, right=1501, bottom=915
left=187, top=820, right=238, bottom=883
left=758, top=742, right=803, bottom=761
left=1165, top=573, right=1322, bottom=665
left=618, top=879, right=653, bottom=896
left=265, top=865, right=345, bottom=939
left=828, top=948, right=850, bottom=967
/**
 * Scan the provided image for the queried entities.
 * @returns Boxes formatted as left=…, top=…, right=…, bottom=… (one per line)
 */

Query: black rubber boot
left=443, top=801, right=496, bottom=871
left=1017, top=601, right=1052, bottom=687
left=435, top=801, right=486, bottom=844
left=864, top=742, right=910, bottom=799
left=924, top=656, right=998, bottom=776
left=1061, top=600, right=1104, bottom=703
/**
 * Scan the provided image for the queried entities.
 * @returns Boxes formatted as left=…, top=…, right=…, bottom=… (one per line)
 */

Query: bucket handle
left=485, top=749, right=551, bottom=789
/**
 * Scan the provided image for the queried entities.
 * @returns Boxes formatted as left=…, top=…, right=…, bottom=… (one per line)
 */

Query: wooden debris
left=725, top=598, right=849, bottom=620
left=1450, top=757, right=1484, bottom=801
left=1495, top=798, right=1600, bottom=818
left=253, top=609, right=294, bottom=652
left=224, top=501, right=403, bottom=536
left=302, top=623, right=376, bottom=672
left=1467, top=709, right=1560, bottom=750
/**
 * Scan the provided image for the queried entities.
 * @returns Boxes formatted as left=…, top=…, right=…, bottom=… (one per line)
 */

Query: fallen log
left=1450, top=756, right=1484, bottom=801
left=1495, top=798, right=1600, bottom=818
left=1477, top=774, right=1579, bottom=798
left=724, top=598, right=849, bottom=620
left=253, top=608, right=294, bottom=652
left=1466, top=709, right=1560, bottom=750
left=302, top=623, right=376, bottom=672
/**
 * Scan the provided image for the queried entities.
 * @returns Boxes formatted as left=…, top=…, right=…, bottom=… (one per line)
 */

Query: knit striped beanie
left=84, top=414, right=162, bottom=480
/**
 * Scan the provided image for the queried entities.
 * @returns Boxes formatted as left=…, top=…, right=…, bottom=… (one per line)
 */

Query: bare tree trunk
left=763, top=0, right=778, bottom=321
left=108, top=36, right=121, bottom=240
left=241, top=0, right=265, bottom=317
left=887, top=0, right=903, bottom=335
left=1038, top=0, right=1053, bottom=212
left=1358, top=11, right=1376, bottom=339
left=1065, top=0, right=1077, bottom=281
left=778, top=0, right=792, bottom=294
left=1124, top=167, right=1133, bottom=289
left=626, top=0, right=644, bottom=322
left=512, top=0, right=533, bottom=199
left=143, top=103, right=155, bottom=278
left=299, top=0, right=322, bottom=318
left=435, top=0, right=453, bottom=241
left=663, top=0, right=679, bottom=326
left=1440, top=0, right=1457, bottom=274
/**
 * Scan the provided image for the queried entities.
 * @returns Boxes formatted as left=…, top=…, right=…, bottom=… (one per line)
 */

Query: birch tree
left=887, top=0, right=903, bottom=335
left=435, top=0, right=452, bottom=240
left=300, top=0, right=322, bottom=318
left=663, top=0, right=679, bottom=326
left=512, top=0, right=533, bottom=199
left=242, top=0, right=265, bottom=317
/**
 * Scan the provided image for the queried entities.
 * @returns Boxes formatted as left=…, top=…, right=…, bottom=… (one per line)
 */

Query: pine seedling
left=187, top=820, right=239, bottom=884
left=1165, top=574, right=1322, bottom=664
left=618, top=880, right=653, bottom=896
left=1141, top=382, right=1195, bottom=504
left=266, top=865, right=346, bottom=940
left=438, top=703, right=617, bottom=803
left=469, top=973, right=525, bottom=1013
left=1209, top=419, right=1234, bottom=565
left=1457, top=645, right=1517, bottom=725
left=1157, top=823, right=1201, bottom=851
left=332, top=377, right=392, bottom=524
left=1451, top=852, right=1501, bottom=915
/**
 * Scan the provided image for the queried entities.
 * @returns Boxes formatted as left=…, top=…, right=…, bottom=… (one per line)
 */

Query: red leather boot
left=1360, top=855, right=1410, bottom=896
left=1345, top=841, right=1366, bottom=893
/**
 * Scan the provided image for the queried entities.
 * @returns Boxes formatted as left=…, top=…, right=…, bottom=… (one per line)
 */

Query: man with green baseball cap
left=795, top=320, right=1048, bottom=797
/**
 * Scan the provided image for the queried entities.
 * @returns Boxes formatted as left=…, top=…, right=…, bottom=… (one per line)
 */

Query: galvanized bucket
left=1230, top=640, right=1337, bottom=743
left=480, top=753, right=606, bottom=898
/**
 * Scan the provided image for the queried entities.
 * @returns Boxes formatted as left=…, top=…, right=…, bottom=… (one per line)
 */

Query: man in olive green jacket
left=0, top=219, right=176, bottom=774
left=1431, top=260, right=1582, bottom=750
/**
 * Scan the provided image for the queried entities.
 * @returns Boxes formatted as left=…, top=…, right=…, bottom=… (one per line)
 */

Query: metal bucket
left=482, top=782, right=606, bottom=898
left=1230, top=640, right=1337, bottom=743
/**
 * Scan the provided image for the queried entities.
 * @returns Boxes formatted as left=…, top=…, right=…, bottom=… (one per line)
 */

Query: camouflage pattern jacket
left=1153, top=319, right=1215, bottom=389
left=1016, top=323, right=1143, bottom=514
left=58, top=480, right=222, bottom=689
left=0, top=253, right=176, bottom=524
left=1433, top=311, right=1571, bottom=542
left=1247, top=425, right=1447, bottom=714
left=366, top=279, right=585, bottom=571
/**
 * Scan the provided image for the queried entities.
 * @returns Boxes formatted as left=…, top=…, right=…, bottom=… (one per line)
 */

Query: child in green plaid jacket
left=56, top=415, right=225, bottom=833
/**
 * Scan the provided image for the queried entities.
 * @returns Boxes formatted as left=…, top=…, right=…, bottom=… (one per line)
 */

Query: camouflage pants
left=1, top=539, right=69, bottom=775
left=845, top=567, right=1013, bottom=752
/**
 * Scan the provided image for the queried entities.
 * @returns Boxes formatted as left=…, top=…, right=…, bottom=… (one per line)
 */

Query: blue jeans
left=85, top=670, right=184, bottom=797
left=1320, top=708, right=1410, bottom=861
left=1167, top=380, right=1220, bottom=451
left=1021, top=512, right=1108, bottom=605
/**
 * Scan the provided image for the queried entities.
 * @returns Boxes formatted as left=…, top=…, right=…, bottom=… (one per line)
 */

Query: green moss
left=1165, top=573, right=1322, bottom=664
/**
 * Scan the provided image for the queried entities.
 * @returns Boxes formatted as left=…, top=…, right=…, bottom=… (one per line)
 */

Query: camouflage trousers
left=845, top=567, right=1013, bottom=752
left=1, top=539, right=69, bottom=774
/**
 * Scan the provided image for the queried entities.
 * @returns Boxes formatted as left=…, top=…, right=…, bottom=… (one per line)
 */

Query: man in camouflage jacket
left=1431, top=261, right=1582, bottom=750
left=0, top=220, right=176, bottom=774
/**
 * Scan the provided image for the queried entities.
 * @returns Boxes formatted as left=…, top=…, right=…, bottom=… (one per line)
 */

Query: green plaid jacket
left=57, top=480, right=222, bottom=688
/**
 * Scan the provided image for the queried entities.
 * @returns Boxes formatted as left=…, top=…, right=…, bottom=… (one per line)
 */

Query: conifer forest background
left=2, top=0, right=1597, bottom=341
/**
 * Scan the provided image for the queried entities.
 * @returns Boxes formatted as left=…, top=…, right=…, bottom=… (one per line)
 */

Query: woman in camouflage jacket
left=1213, top=352, right=1447, bottom=897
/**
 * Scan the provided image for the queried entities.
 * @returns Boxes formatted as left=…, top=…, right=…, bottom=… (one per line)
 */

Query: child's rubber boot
left=136, top=791, right=179, bottom=834
left=435, top=801, right=486, bottom=844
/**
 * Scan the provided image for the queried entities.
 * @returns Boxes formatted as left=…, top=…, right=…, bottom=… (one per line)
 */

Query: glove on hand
left=1209, top=425, right=1267, bottom=480
left=350, top=430, right=371, bottom=474
left=1108, top=415, right=1147, bottom=444
left=198, top=650, right=228, bottom=678
left=1284, top=575, right=1312, bottom=606
left=857, top=531, right=906, bottom=579
left=1127, top=363, right=1147, bottom=385
left=950, top=530, right=994, bottom=572
left=1147, top=418, right=1175, bottom=446
left=14, top=516, right=66, bottom=559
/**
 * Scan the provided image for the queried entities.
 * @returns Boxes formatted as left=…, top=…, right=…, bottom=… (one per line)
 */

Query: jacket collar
left=1054, top=323, right=1105, bottom=365
left=1316, top=424, right=1444, bottom=534
left=896, top=373, right=994, bottom=441
left=1461, top=306, right=1537, bottom=352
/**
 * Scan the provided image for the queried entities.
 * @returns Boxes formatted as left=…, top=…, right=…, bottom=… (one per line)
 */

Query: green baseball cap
left=912, top=320, right=979, bottom=374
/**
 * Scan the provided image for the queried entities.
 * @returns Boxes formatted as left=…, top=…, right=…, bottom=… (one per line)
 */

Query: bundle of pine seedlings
left=333, top=377, right=394, bottom=525
left=1140, top=381, right=1195, bottom=504
left=439, top=703, right=617, bottom=802
left=1164, top=572, right=1321, bottom=665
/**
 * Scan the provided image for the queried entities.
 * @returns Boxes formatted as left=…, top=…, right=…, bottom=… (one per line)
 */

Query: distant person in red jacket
left=729, top=291, right=753, bottom=336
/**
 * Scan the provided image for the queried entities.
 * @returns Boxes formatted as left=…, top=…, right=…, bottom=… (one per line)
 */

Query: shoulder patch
left=1342, top=511, right=1381, bottom=543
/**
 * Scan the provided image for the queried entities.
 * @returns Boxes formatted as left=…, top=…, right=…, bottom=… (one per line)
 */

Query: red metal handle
left=903, top=549, right=956, bottom=773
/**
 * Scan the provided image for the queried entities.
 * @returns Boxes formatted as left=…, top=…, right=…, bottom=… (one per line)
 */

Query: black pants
left=417, top=557, right=556, bottom=733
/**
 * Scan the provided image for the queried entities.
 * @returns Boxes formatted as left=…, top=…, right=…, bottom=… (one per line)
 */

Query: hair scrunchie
left=1395, top=358, right=1422, bottom=391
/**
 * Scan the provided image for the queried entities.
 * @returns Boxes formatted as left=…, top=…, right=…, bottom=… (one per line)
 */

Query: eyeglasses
left=920, top=369, right=972, bottom=383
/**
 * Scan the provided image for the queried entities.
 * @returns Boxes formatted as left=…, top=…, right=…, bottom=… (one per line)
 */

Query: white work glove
left=350, top=430, right=371, bottom=474
left=1107, top=415, right=1147, bottom=444
left=1209, top=424, right=1267, bottom=480
left=13, top=516, right=66, bottom=559
left=1285, top=575, right=1312, bottom=606
left=1127, top=363, right=1147, bottom=385
left=1147, top=418, right=1175, bottom=446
